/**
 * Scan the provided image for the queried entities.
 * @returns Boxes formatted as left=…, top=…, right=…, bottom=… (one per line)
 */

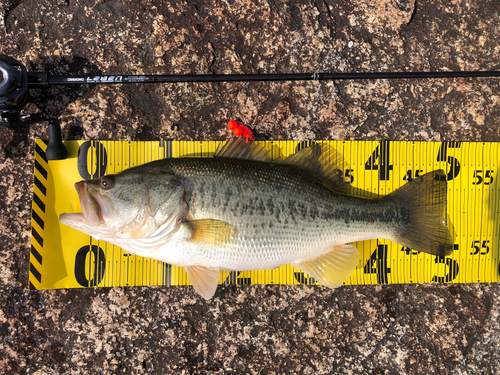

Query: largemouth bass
left=60, top=139, right=453, bottom=299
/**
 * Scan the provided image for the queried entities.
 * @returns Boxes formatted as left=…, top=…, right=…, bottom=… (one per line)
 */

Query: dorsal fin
left=215, top=139, right=350, bottom=192
left=279, top=142, right=351, bottom=192
left=214, top=138, right=273, bottom=162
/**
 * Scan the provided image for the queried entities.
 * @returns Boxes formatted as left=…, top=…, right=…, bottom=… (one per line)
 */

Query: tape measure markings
left=487, top=142, right=498, bottom=282
left=77, top=140, right=175, bottom=288
left=489, top=142, right=499, bottom=282
left=495, top=141, right=500, bottom=281
left=468, top=142, right=478, bottom=283
left=476, top=142, right=486, bottom=282
left=487, top=141, right=498, bottom=282
left=29, top=140, right=500, bottom=290
left=469, top=144, right=488, bottom=279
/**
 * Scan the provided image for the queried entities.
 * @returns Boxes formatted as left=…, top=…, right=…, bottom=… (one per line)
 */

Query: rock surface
left=1, top=0, right=499, bottom=373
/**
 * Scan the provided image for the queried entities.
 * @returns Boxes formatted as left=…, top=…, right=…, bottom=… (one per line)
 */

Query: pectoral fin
left=185, top=265, right=220, bottom=300
left=293, top=244, right=359, bottom=289
left=187, top=219, right=234, bottom=247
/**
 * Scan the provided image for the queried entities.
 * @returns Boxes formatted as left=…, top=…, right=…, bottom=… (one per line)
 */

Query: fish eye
left=100, top=176, right=114, bottom=189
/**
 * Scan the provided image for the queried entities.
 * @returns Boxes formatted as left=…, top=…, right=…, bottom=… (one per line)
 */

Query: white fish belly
left=153, top=212, right=394, bottom=270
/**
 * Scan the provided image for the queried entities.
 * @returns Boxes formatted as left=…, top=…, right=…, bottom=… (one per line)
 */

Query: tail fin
left=389, top=170, right=454, bottom=257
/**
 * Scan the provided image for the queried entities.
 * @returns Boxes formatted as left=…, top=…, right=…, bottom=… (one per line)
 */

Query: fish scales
left=60, top=139, right=453, bottom=299
left=142, top=157, right=404, bottom=270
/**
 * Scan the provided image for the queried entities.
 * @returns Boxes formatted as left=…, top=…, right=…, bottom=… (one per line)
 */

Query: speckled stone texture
left=1, top=0, right=499, bottom=374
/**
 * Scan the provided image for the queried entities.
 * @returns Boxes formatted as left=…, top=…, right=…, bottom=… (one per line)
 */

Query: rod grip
left=46, top=122, right=68, bottom=160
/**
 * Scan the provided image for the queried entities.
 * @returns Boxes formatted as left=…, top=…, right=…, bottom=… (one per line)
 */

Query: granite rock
left=1, top=0, right=499, bottom=373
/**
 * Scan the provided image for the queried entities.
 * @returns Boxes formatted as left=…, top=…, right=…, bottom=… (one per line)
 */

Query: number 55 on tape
left=29, top=140, right=500, bottom=290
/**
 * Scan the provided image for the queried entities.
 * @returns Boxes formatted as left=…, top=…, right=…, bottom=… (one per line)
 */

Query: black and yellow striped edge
left=29, top=140, right=48, bottom=290
left=28, top=139, right=500, bottom=289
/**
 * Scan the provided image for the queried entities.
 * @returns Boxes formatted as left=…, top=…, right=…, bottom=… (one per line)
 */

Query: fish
left=60, top=139, right=454, bottom=299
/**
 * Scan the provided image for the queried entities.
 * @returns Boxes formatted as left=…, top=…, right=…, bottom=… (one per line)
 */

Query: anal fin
left=292, top=244, right=359, bottom=289
left=185, top=265, right=220, bottom=300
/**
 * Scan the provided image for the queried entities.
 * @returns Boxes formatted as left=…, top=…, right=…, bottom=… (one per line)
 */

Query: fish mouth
left=60, top=181, right=104, bottom=228
left=78, top=181, right=105, bottom=226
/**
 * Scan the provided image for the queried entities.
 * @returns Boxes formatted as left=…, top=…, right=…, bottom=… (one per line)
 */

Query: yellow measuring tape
left=29, top=139, right=500, bottom=290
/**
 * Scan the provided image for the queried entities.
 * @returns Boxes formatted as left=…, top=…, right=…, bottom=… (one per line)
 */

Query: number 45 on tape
left=29, top=140, right=500, bottom=290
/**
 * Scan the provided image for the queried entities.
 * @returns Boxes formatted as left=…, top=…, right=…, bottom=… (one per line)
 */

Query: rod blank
left=26, top=71, right=500, bottom=86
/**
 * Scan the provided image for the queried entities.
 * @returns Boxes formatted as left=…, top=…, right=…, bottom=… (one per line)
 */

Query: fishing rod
left=1, top=55, right=499, bottom=160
